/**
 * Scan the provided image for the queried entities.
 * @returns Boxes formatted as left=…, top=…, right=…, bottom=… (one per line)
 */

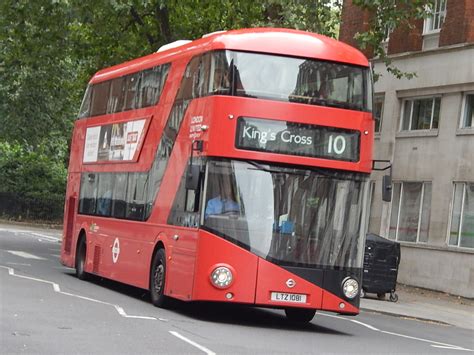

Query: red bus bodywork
left=61, top=28, right=373, bottom=319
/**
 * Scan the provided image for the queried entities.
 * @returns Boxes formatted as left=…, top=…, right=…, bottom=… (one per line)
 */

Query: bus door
left=165, top=226, right=199, bottom=301
left=163, top=175, right=201, bottom=300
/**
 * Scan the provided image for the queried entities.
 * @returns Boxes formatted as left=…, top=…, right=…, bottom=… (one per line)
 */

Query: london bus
left=61, top=28, right=379, bottom=323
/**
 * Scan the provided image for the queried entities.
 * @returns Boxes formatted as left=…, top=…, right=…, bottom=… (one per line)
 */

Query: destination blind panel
left=235, top=117, right=360, bottom=162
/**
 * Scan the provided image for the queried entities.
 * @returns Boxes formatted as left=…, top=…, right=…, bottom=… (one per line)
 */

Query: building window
left=373, top=94, right=384, bottom=133
left=400, top=97, right=441, bottom=131
left=389, top=182, right=432, bottom=243
left=423, top=0, right=447, bottom=33
left=460, top=93, right=474, bottom=129
left=449, top=183, right=474, bottom=249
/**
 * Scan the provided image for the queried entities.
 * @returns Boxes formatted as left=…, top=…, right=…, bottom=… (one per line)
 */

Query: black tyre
left=389, top=292, right=398, bottom=302
left=285, top=308, right=316, bottom=323
left=75, top=236, right=89, bottom=280
left=150, top=249, right=170, bottom=308
left=377, top=292, right=386, bottom=300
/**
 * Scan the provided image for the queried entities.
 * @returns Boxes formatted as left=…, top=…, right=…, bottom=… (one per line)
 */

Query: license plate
left=270, top=292, right=307, bottom=303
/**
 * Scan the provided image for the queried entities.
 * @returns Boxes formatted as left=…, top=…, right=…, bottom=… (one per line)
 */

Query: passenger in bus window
left=97, top=189, right=112, bottom=216
left=211, top=68, right=230, bottom=94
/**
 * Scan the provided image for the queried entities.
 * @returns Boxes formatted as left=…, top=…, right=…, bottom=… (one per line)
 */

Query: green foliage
left=0, top=141, right=67, bottom=200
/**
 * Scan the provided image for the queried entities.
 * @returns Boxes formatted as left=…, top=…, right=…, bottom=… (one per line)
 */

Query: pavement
left=360, top=283, right=474, bottom=330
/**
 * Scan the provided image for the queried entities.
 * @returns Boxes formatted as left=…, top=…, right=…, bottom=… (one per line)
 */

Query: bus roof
left=91, top=28, right=369, bottom=84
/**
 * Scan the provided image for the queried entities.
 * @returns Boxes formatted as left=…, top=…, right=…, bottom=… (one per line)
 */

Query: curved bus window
left=230, top=51, right=370, bottom=111
left=78, top=85, right=92, bottom=119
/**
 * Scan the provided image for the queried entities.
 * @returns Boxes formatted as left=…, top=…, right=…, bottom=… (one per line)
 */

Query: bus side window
left=194, top=53, right=211, bottom=98
left=79, top=173, right=98, bottom=215
left=167, top=161, right=202, bottom=228
left=108, top=76, right=126, bottom=114
left=139, top=65, right=170, bottom=108
left=90, top=81, right=110, bottom=117
left=112, top=173, right=128, bottom=219
left=210, top=51, right=231, bottom=95
left=96, top=173, right=114, bottom=217
left=123, top=73, right=141, bottom=111
left=177, top=55, right=202, bottom=101
left=125, top=172, right=148, bottom=221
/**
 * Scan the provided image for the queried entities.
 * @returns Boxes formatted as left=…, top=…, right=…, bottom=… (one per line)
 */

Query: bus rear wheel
left=75, top=236, right=89, bottom=280
left=285, top=308, right=316, bottom=323
left=150, top=249, right=170, bottom=308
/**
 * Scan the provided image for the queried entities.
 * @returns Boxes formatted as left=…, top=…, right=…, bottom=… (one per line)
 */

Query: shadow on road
left=64, top=271, right=350, bottom=335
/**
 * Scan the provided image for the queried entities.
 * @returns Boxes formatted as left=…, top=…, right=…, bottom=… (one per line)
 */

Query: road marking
left=319, top=313, right=473, bottom=352
left=6, top=251, right=47, bottom=260
left=0, top=265, right=165, bottom=322
left=169, top=331, right=216, bottom=355
left=431, top=344, right=474, bottom=352
left=0, top=228, right=61, bottom=242
left=29, top=232, right=61, bottom=242
left=6, top=262, right=32, bottom=267
left=320, top=313, right=380, bottom=331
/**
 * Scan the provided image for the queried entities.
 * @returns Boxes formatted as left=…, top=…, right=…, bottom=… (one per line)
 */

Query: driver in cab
left=205, top=176, right=240, bottom=218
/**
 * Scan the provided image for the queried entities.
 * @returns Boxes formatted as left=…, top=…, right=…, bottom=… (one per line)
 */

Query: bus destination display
left=236, top=117, right=360, bottom=162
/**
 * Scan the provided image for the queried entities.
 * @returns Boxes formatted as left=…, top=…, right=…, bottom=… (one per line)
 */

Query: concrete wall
left=369, top=45, right=474, bottom=298
left=398, top=245, right=474, bottom=298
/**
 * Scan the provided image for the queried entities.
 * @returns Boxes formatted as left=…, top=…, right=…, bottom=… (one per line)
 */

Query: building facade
left=340, top=0, right=474, bottom=298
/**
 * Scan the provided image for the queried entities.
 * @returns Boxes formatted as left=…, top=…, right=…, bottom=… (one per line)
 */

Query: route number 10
left=327, top=135, right=347, bottom=155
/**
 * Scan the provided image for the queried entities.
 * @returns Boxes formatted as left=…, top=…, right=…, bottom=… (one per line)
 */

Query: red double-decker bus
left=61, top=28, right=375, bottom=322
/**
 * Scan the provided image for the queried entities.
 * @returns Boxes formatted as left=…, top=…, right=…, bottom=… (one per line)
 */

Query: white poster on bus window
left=83, top=119, right=146, bottom=163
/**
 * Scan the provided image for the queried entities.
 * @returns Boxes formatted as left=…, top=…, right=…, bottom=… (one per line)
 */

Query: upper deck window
left=78, top=63, right=170, bottom=119
left=206, top=51, right=371, bottom=112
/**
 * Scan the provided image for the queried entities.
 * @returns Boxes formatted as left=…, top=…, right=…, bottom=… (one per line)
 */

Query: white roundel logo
left=286, top=279, right=296, bottom=288
left=112, top=238, right=120, bottom=264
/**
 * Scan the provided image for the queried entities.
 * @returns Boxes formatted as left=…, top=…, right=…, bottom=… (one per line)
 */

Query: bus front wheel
left=75, top=236, right=89, bottom=280
left=285, top=308, right=316, bottom=323
left=150, top=249, right=170, bottom=308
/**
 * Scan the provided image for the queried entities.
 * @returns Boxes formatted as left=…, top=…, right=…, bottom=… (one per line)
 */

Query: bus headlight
left=342, top=277, right=359, bottom=300
left=210, top=266, right=233, bottom=289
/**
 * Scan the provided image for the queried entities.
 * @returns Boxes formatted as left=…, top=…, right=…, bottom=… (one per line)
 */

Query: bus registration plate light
left=270, top=292, right=307, bottom=304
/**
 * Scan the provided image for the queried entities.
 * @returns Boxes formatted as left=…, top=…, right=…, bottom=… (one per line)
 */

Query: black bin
left=362, top=233, right=401, bottom=302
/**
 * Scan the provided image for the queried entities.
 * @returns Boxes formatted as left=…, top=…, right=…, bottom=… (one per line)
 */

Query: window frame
left=389, top=181, right=432, bottom=244
left=423, top=0, right=447, bottom=34
left=447, top=182, right=474, bottom=249
left=373, top=93, right=385, bottom=133
left=399, top=96, right=441, bottom=132
left=459, top=92, right=474, bottom=129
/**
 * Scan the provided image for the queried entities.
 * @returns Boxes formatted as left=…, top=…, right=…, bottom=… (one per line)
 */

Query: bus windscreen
left=203, top=159, right=368, bottom=269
